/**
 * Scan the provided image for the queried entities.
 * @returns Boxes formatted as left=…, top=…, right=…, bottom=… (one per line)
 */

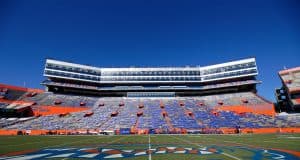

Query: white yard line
left=170, top=135, right=241, bottom=160
left=263, top=140, right=295, bottom=143
left=221, top=152, right=242, bottom=160
left=148, top=134, right=152, bottom=160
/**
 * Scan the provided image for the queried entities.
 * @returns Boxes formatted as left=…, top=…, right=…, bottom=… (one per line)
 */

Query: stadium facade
left=42, top=58, right=259, bottom=97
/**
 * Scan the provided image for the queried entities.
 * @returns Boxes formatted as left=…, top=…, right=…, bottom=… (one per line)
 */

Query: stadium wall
left=1, top=127, right=300, bottom=135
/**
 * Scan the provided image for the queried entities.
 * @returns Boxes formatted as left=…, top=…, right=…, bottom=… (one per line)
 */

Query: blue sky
left=0, top=0, right=299, bottom=101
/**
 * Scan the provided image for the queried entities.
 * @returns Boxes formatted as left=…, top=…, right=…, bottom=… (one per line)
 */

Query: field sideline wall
left=1, top=128, right=300, bottom=135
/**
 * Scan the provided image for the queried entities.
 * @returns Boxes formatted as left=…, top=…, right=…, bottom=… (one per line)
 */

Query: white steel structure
left=42, top=58, right=260, bottom=97
left=44, top=58, right=258, bottom=84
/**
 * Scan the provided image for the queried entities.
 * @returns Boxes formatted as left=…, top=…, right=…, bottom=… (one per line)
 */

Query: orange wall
left=239, top=128, right=300, bottom=134
left=0, top=130, right=18, bottom=135
left=216, top=104, right=276, bottom=116
left=33, top=105, right=89, bottom=116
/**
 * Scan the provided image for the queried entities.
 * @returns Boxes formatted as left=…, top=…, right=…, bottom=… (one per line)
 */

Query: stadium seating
left=0, top=89, right=26, bottom=100
left=0, top=103, right=8, bottom=109
left=137, top=100, right=169, bottom=130
left=280, top=69, right=300, bottom=90
left=2, top=91, right=300, bottom=134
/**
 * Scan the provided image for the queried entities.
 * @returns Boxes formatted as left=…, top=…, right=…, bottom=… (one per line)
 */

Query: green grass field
left=0, top=134, right=300, bottom=159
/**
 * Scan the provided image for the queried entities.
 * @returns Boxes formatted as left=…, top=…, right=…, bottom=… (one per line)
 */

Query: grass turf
left=0, top=134, right=299, bottom=159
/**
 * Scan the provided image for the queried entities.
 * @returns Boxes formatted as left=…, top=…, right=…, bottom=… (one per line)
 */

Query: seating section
left=164, top=100, right=200, bottom=129
left=0, top=103, right=9, bottom=109
left=137, top=100, right=169, bottom=130
left=100, top=100, right=136, bottom=130
left=0, top=117, right=35, bottom=128
left=21, top=92, right=51, bottom=103
left=3, top=92, right=300, bottom=132
left=28, top=93, right=98, bottom=107
left=280, top=70, right=300, bottom=89
left=0, top=88, right=27, bottom=100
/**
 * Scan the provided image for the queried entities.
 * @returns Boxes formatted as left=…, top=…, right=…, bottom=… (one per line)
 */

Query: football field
left=0, top=134, right=300, bottom=160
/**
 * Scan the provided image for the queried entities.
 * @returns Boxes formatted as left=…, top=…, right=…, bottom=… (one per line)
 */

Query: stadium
left=0, top=57, right=299, bottom=160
